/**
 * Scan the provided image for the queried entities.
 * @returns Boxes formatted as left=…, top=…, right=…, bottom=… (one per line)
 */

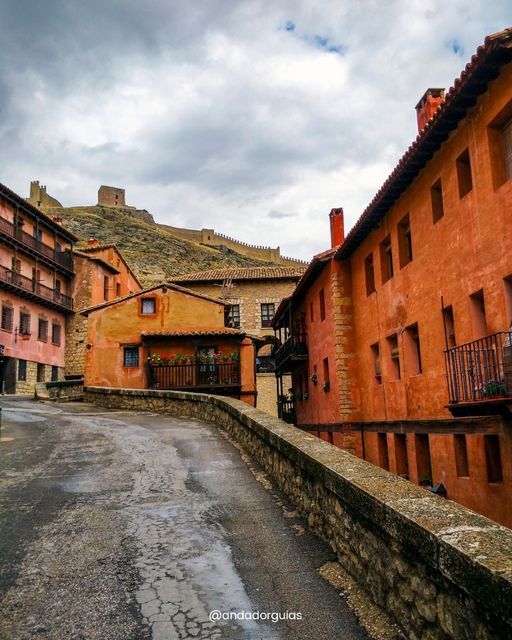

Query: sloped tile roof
left=169, top=266, right=306, bottom=283
left=141, top=328, right=246, bottom=337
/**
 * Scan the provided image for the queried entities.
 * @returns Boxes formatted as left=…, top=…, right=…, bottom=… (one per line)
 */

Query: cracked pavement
left=0, top=398, right=370, bottom=640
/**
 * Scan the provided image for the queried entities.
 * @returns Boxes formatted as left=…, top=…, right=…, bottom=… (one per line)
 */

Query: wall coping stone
left=84, top=386, right=512, bottom=628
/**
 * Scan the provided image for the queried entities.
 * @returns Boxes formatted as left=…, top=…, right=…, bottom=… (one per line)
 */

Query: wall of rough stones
left=83, top=387, right=512, bottom=640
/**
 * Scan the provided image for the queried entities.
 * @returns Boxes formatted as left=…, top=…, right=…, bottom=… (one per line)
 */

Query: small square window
left=141, top=298, right=156, bottom=314
left=365, top=253, right=376, bottom=295
left=380, top=235, right=394, bottom=283
left=51, top=365, right=59, bottom=382
left=124, top=346, right=139, bottom=367
left=456, top=148, right=473, bottom=198
left=319, top=289, right=326, bottom=322
left=226, top=304, right=240, bottom=328
left=260, top=303, right=275, bottom=328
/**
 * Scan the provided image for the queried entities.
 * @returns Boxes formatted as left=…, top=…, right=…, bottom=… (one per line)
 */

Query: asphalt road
left=0, top=398, right=370, bottom=640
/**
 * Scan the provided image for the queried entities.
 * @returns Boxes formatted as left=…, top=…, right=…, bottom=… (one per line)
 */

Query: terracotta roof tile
left=141, top=328, right=246, bottom=337
left=169, top=266, right=306, bottom=283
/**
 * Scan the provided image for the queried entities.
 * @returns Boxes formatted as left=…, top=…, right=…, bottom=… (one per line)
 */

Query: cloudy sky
left=0, top=1, right=510, bottom=260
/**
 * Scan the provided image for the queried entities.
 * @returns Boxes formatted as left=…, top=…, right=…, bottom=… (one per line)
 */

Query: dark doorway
left=0, top=356, right=16, bottom=394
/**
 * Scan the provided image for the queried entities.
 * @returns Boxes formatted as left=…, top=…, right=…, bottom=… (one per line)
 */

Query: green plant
left=483, top=380, right=506, bottom=397
left=296, top=390, right=303, bottom=401
left=303, top=391, right=309, bottom=400
left=322, top=380, right=330, bottom=392
left=310, top=372, right=318, bottom=385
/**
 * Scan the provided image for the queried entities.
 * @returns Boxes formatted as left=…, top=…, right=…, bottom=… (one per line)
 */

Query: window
left=484, top=435, right=503, bottom=483
left=488, top=104, right=512, bottom=189
left=11, top=257, right=21, bottom=273
left=52, top=323, right=61, bottom=345
left=319, top=289, right=326, bottom=321
left=415, top=434, right=433, bottom=485
left=371, top=342, right=382, bottom=383
left=394, top=434, right=409, bottom=479
left=365, top=253, right=376, bottom=295
left=454, top=435, right=469, bottom=477
left=377, top=433, right=390, bottom=471
left=397, top=214, right=413, bottom=268
left=309, top=301, right=314, bottom=323
left=51, top=366, right=59, bottom=382
left=116, top=282, right=121, bottom=297
left=504, top=276, right=512, bottom=327
left=380, top=235, right=394, bottom=283
left=260, top=303, right=275, bottom=328
left=38, top=319, right=48, bottom=342
left=19, top=312, right=31, bottom=335
left=469, top=289, right=487, bottom=338
left=227, top=304, right=240, bottom=328
left=103, top=276, right=109, bottom=301
left=141, top=297, right=156, bottom=315
left=431, top=178, right=444, bottom=223
left=1, top=305, right=13, bottom=331
left=323, top=357, right=330, bottom=391
left=32, top=225, right=42, bottom=241
left=123, top=346, right=139, bottom=368
left=37, top=363, right=45, bottom=383
left=403, top=323, right=422, bottom=375
left=456, top=148, right=473, bottom=198
left=18, top=359, right=27, bottom=381
left=442, top=305, right=456, bottom=348
left=55, top=279, right=61, bottom=293
left=387, top=334, right=400, bottom=380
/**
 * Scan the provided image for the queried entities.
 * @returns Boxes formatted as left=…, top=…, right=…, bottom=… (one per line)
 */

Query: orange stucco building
left=83, top=283, right=257, bottom=404
left=65, top=240, right=142, bottom=377
left=274, top=30, right=512, bottom=527
left=0, top=182, right=77, bottom=393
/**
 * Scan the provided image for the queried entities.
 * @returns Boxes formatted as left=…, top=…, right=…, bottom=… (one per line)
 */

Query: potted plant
left=322, top=380, right=330, bottom=392
left=303, top=391, right=309, bottom=400
left=310, top=372, right=318, bottom=385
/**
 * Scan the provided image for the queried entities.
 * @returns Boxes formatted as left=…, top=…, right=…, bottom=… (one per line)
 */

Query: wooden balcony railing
left=0, top=216, right=73, bottom=270
left=0, top=265, right=73, bottom=310
left=445, top=331, right=512, bottom=404
left=149, top=362, right=240, bottom=390
left=274, top=332, right=308, bottom=370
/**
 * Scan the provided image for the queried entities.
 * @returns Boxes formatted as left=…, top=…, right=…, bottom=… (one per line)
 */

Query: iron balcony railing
left=274, top=332, right=308, bottom=370
left=0, top=216, right=73, bottom=270
left=277, top=398, right=296, bottom=424
left=445, top=331, right=512, bottom=404
left=0, top=265, right=73, bottom=310
left=149, top=362, right=240, bottom=390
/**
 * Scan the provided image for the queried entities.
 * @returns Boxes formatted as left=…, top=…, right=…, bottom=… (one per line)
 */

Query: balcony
left=274, top=332, right=308, bottom=372
left=277, top=398, right=296, bottom=424
left=149, top=362, right=241, bottom=394
left=445, top=331, right=512, bottom=416
left=0, top=216, right=73, bottom=271
left=0, top=265, right=73, bottom=312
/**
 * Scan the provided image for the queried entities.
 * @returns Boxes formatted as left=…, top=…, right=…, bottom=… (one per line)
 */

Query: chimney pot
left=329, top=207, right=344, bottom=248
left=87, top=238, right=100, bottom=247
left=415, top=88, right=445, bottom=133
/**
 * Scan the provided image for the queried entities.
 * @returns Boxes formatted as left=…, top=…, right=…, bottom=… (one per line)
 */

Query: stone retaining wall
left=41, top=379, right=84, bottom=401
left=83, top=387, right=512, bottom=640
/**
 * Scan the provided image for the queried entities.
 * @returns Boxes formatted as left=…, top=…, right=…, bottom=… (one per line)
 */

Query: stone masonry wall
left=256, top=372, right=291, bottom=417
left=15, top=360, right=64, bottom=395
left=84, top=387, right=512, bottom=640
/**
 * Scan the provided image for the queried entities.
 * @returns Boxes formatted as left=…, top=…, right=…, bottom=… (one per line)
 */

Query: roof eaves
left=334, top=28, right=512, bottom=261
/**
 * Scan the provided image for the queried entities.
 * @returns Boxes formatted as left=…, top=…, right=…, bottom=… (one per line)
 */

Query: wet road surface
left=0, top=398, right=370, bottom=640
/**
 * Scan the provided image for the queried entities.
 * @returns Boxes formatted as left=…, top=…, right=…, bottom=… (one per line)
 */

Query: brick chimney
left=329, top=208, right=344, bottom=248
left=87, top=238, right=101, bottom=247
left=415, top=88, right=445, bottom=133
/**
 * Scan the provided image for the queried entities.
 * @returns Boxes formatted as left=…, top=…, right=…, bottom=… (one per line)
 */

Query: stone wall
left=15, top=360, right=65, bottom=395
left=84, top=387, right=512, bottom=640
left=256, top=372, right=291, bottom=417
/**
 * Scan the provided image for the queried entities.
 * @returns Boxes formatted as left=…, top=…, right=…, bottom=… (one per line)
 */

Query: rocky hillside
left=51, top=206, right=274, bottom=287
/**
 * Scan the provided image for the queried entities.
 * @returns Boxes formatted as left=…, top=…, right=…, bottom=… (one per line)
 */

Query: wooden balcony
left=274, top=332, right=308, bottom=373
left=148, top=362, right=241, bottom=395
left=0, top=216, right=73, bottom=272
left=277, top=398, right=296, bottom=424
left=0, top=265, right=73, bottom=313
left=445, top=331, right=512, bottom=416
